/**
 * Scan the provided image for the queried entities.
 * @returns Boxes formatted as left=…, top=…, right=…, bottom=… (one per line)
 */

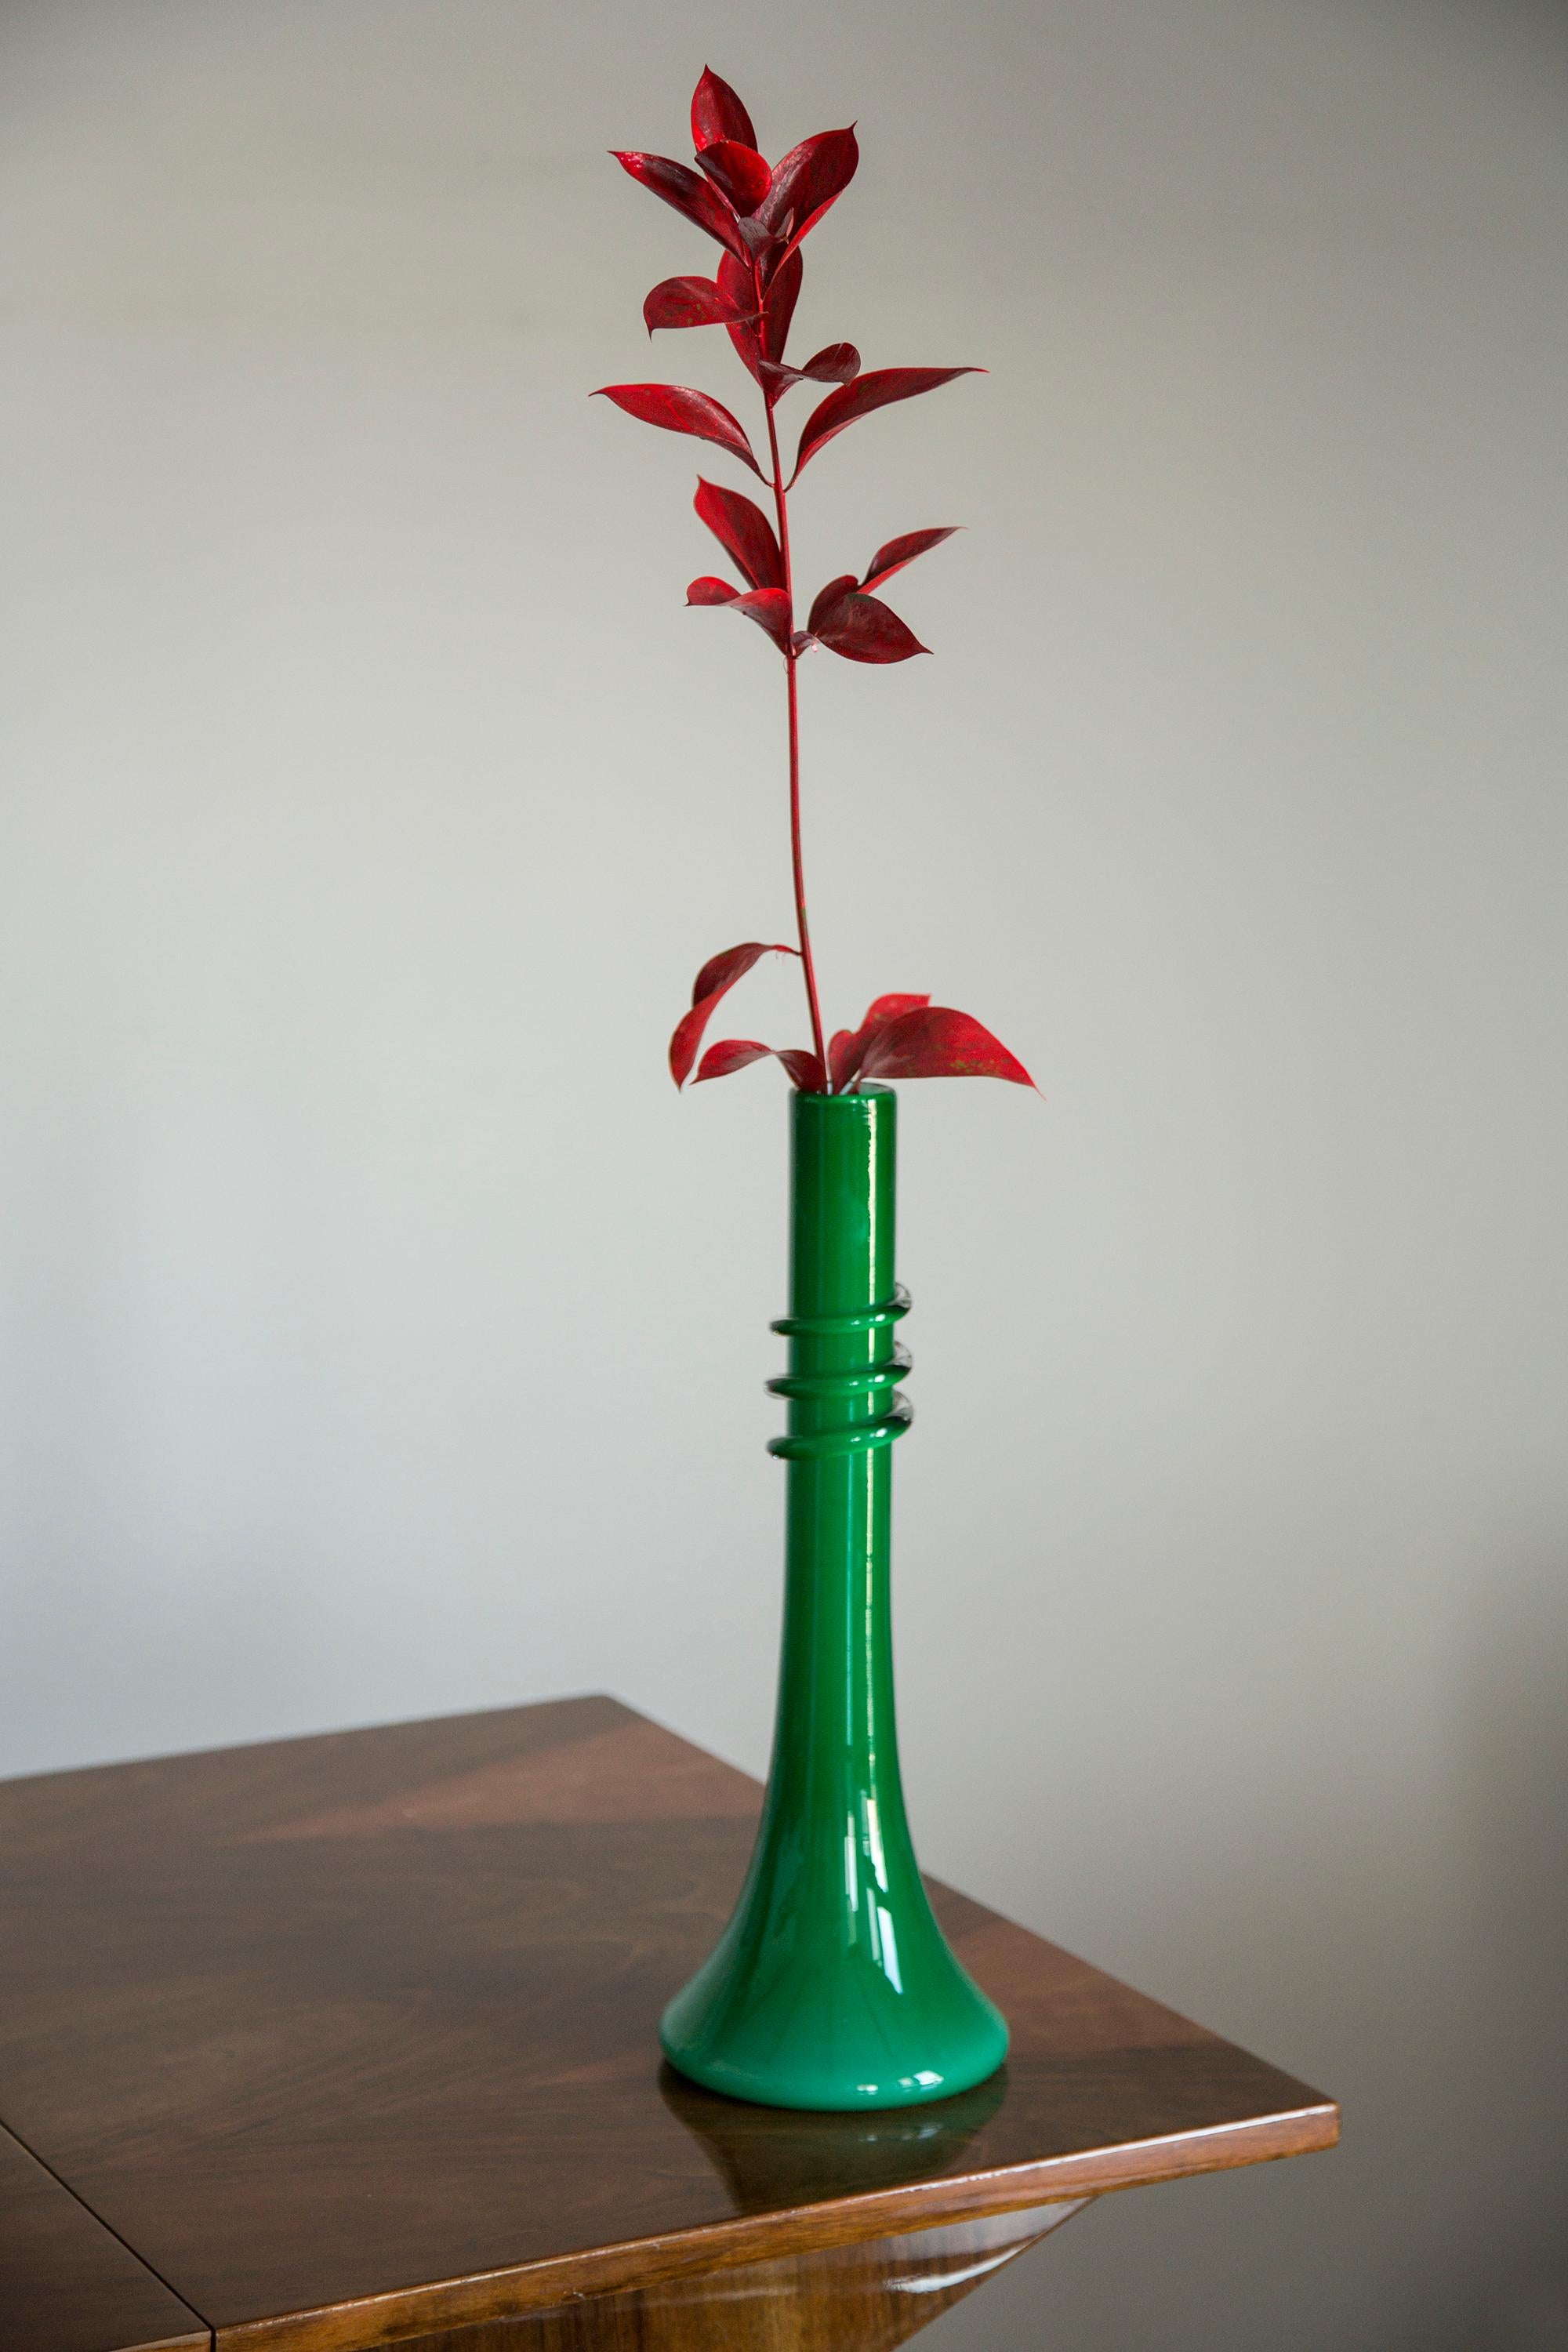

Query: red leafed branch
left=602, top=71, right=1032, bottom=1102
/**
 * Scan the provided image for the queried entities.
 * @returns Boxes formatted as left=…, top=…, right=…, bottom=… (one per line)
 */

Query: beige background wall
left=3, top=4, right=1566, bottom=2346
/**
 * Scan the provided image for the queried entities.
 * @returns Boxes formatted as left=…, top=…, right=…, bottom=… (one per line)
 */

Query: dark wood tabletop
left=0, top=1695, right=1336, bottom=2351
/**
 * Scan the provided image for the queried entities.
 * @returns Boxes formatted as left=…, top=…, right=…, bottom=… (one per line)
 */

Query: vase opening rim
left=798, top=1083, right=893, bottom=1108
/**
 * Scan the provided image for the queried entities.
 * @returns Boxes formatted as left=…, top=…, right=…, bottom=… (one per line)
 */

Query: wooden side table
left=0, top=1696, right=1336, bottom=2350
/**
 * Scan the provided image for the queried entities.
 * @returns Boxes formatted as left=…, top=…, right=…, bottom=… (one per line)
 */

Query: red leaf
left=727, top=587, right=793, bottom=654
left=800, top=535, right=958, bottom=656
left=763, top=249, right=804, bottom=349
left=691, top=67, right=757, bottom=154
left=685, top=575, right=791, bottom=652
left=806, top=573, right=858, bottom=636
left=594, top=383, right=762, bottom=477
left=758, top=341, right=861, bottom=394
left=830, top=994, right=931, bottom=1091
left=717, top=248, right=802, bottom=391
left=855, top=1007, right=1035, bottom=1087
left=696, top=140, right=772, bottom=216
left=695, top=1038, right=771, bottom=1080
left=757, top=127, right=859, bottom=255
left=734, top=215, right=782, bottom=263
left=670, top=942, right=797, bottom=1088
left=611, top=151, right=749, bottom=261
left=714, top=251, right=761, bottom=383
left=862, top=526, right=958, bottom=591
left=694, top=477, right=784, bottom=590
left=779, top=1048, right=827, bottom=1091
left=643, top=276, right=757, bottom=334
left=694, top=1040, right=826, bottom=1091
left=812, top=590, right=928, bottom=664
left=862, top=991, right=933, bottom=1025
left=689, top=942, right=784, bottom=1004
left=792, top=368, right=982, bottom=481
left=805, top=341, right=862, bottom=379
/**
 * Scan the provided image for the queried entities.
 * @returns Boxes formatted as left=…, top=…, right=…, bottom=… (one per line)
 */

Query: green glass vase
left=660, top=1083, right=1009, bottom=2110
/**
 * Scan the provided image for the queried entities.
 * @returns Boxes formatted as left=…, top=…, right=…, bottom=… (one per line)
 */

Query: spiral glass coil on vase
left=659, top=1085, right=1009, bottom=2110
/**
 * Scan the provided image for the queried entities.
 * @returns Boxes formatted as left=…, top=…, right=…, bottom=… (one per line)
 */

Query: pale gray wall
left=2, top=4, right=1566, bottom=2347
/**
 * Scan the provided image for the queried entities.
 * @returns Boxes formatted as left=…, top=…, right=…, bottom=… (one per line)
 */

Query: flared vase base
left=659, top=1974, right=1010, bottom=2113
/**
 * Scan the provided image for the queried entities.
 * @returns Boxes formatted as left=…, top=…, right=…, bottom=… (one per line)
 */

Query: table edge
left=214, top=2097, right=1339, bottom=2351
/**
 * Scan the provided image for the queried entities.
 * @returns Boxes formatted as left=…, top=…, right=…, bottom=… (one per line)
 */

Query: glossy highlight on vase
left=660, top=1087, right=1009, bottom=2108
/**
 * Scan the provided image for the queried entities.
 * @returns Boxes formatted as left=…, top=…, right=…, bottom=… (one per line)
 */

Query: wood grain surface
left=0, top=1696, right=1338, bottom=2350
left=0, top=2116, right=208, bottom=2352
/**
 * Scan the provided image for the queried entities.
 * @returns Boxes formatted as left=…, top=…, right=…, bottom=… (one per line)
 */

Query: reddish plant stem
left=757, top=317, right=829, bottom=1090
